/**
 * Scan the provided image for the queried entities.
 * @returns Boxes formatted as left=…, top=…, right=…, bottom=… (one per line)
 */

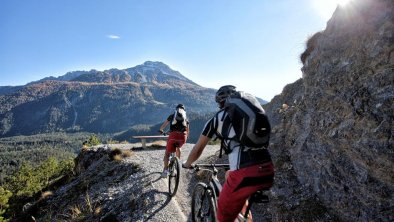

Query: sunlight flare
left=311, top=0, right=352, bottom=20
left=337, top=0, right=352, bottom=6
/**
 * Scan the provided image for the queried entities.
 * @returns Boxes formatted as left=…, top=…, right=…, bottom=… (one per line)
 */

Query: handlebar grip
left=182, top=162, right=195, bottom=169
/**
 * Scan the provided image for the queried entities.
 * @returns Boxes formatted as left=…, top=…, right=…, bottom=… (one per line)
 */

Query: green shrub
left=0, top=187, right=12, bottom=222
left=83, top=135, right=101, bottom=147
left=3, top=156, right=75, bottom=220
left=6, top=163, right=41, bottom=197
left=0, top=132, right=83, bottom=184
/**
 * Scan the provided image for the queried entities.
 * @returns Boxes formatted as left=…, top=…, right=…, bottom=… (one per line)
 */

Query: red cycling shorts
left=166, top=131, right=187, bottom=152
left=217, top=162, right=274, bottom=222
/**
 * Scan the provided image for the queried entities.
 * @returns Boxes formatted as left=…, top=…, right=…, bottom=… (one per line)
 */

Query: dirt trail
left=117, top=143, right=220, bottom=221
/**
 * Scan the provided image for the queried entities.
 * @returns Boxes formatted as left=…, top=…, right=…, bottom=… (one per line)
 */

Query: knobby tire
left=168, top=156, right=180, bottom=197
left=191, top=182, right=217, bottom=222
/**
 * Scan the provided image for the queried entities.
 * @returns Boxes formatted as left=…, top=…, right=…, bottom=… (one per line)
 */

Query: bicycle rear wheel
left=191, top=182, right=217, bottom=222
left=168, top=156, right=180, bottom=196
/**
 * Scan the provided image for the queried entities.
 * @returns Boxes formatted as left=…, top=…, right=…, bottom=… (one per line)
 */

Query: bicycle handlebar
left=194, top=163, right=229, bottom=168
left=158, top=130, right=168, bottom=136
left=182, top=163, right=229, bottom=171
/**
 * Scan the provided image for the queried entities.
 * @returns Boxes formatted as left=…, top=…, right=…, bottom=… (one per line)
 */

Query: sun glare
left=311, top=0, right=352, bottom=20
left=337, top=0, right=351, bottom=6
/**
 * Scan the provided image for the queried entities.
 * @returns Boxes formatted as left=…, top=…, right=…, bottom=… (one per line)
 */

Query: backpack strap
left=218, top=110, right=237, bottom=157
left=219, top=140, right=224, bottom=158
left=213, top=111, right=224, bottom=158
left=171, top=110, right=178, bottom=125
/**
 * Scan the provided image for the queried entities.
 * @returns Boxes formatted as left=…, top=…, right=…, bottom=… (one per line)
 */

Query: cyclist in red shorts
left=159, top=104, right=189, bottom=178
left=183, top=85, right=274, bottom=222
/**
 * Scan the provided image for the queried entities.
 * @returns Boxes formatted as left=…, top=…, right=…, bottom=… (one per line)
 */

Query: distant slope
left=27, top=61, right=197, bottom=85
left=0, top=62, right=217, bottom=137
left=0, top=85, right=23, bottom=95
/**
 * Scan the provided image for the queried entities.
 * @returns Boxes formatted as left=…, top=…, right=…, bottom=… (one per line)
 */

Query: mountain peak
left=142, top=61, right=168, bottom=67
left=20, top=61, right=198, bottom=86
left=125, top=61, right=196, bottom=85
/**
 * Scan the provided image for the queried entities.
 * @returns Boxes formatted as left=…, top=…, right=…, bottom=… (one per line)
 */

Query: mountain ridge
left=20, top=61, right=198, bottom=86
left=0, top=61, right=269, bottom=139
left=0, top=61, right=219, bottom=137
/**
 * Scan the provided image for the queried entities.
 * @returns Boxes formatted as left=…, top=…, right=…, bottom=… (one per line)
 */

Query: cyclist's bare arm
left=184, top=135, right=210, bottom=167
left=159, top=120, right=170, bottom=133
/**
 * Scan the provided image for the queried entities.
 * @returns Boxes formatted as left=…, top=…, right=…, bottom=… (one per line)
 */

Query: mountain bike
left=189, top=163, right=269, bottom=222
left=167, top=146, right=180, bottom=196
left=161, top=131, right=181, bottom=197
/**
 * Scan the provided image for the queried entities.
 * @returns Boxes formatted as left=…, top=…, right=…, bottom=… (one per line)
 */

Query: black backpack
left=222, top=91, right=271, bottom=149
left=170, top=108, right=188, bottom=132
left=174, top=111, right=185, bottom=122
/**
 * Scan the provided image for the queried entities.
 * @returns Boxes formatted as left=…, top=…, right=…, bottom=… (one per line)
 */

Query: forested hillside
left=0, top=133, right=93, bottom=183
left=0, top=61, right=218, bottom=137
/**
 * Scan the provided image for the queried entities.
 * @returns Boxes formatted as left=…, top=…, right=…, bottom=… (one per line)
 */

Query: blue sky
left=0, top=0, right=346, bottom=101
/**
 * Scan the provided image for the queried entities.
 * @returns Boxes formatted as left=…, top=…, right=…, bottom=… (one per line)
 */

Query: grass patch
left=109, top=148, right=134, bottom=161
left=151, top=140, right=166, bottom=147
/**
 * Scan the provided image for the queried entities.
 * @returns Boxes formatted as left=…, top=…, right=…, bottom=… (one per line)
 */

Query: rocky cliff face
left=266, top=0, right=393, bottom=221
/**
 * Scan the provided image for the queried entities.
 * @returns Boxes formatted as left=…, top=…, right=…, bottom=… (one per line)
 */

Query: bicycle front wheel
left=168, top=156, right=180, bottom=197
left=191, top=182, right=217, bottom=222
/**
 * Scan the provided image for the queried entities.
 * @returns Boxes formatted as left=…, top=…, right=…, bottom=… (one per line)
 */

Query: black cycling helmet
left=215, top=85, right=236, bottom=103
left=176, top=104, right=185, bottom=110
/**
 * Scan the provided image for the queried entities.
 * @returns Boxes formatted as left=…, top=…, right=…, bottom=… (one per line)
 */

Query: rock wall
left=266, top=0, right=393, bottom=221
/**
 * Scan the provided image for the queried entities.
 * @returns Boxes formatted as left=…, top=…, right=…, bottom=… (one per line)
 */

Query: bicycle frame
left=205, top=165, right=225, bottom=206
left=192, top=164, right=228, bottom=220
left=192, top=163, right=269, bottom=222
left=209, top=175, right=222, bottom=208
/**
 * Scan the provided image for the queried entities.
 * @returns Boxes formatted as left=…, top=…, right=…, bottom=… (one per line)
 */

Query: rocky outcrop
left=266, top=0, right=393, bottom=221
left=27, top=146, right=143, bottom=222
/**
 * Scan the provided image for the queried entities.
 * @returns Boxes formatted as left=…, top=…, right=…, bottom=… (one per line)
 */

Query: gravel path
left=34, top=141, right=268, bottom=221
left=111, top=142, right=221, bottom=221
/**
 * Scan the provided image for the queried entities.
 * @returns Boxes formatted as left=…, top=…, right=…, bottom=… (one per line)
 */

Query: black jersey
left=202, top=109, right=271, bottom=170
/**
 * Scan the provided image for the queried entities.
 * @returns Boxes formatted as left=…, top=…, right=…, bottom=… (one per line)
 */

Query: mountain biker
left=182, top=85, right=274, bottom=222
left=159, top=104, right=190, bottom=178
